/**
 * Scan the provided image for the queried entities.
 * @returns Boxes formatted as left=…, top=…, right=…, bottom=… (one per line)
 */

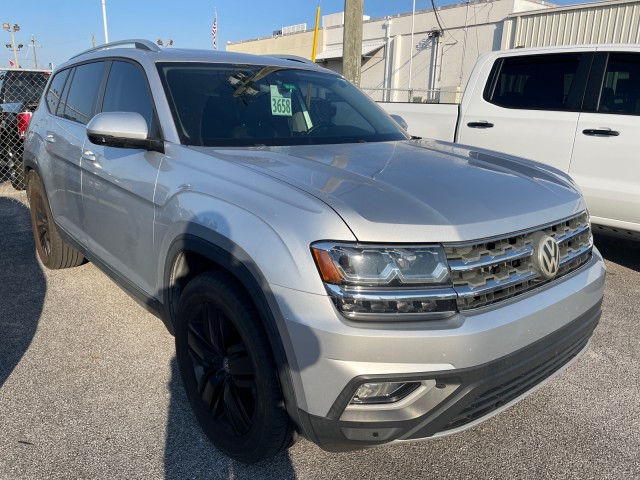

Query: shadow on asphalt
left=593, top=232, right=640, bottom=272
left=0, top=196, right=45, bottom=388
left=164, top=356, right=298, bottom=479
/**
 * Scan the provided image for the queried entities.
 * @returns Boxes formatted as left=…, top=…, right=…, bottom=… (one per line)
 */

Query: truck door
left=571, top=50, right=640, bottom=232
left=459, top=52, right=591, bottom=172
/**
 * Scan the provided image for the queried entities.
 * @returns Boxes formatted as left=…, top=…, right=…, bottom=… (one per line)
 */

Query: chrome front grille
left=445, top=212, right=593, bottom=310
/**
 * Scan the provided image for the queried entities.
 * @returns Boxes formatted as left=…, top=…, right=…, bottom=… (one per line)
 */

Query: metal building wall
left=502, top=0, right=640, bottom=49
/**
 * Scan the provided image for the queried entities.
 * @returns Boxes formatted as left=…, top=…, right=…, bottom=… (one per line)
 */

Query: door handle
left=81, top=150, right=97, bottom=162
left=582, top=128, right=619, bottom=137
left=467, top=121, right=494, bottom=129
left=45, top=134, right=56, bottom=143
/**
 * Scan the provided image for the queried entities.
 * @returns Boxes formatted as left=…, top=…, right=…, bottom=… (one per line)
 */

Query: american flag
left=212, top=13, right=218, bottom=50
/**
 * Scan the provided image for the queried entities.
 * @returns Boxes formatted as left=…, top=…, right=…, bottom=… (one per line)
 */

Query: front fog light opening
left=350, top=381, right=421, bottom=405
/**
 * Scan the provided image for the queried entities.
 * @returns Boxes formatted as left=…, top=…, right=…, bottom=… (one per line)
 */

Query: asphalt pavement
left=0, top=184, right=638, bottom=480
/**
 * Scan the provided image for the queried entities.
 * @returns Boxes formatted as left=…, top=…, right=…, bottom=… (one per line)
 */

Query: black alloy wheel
left=26, top=171, right=85, bottom=269
left=188, top=300, right=256, bottom=436
left=175, top=271, right=293, bottom=463
left=31, top=189, right=52, bottom=259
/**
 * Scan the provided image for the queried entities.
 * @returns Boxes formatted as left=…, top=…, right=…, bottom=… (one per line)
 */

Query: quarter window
left=62, top=62, right=106, bottom=125
left=487, top=54, right=582, bottom=111
left=45, top=69, right=69, bottom=114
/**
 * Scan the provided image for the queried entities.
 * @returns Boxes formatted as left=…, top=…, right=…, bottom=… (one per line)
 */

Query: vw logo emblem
left=533, top=233, right=560, bottom=279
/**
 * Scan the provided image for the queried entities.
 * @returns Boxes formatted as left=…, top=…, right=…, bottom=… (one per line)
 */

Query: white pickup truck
left=380, top=44, right=640, bottom=237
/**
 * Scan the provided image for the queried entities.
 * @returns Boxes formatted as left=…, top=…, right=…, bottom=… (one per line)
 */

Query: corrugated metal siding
left=509, top=1, right=640, bottom=48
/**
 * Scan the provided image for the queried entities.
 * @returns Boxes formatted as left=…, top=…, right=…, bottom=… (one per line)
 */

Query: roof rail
left=70, top=39, right=160, bottom=59
left=268, top=54, right=317, bottom=66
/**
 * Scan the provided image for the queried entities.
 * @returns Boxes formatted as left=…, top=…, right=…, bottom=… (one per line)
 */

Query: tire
left=26, top=170, right=85, bottom=269
left=10, top=154, right=25, bottom=190
left=175, top=271, right=293, bottom=463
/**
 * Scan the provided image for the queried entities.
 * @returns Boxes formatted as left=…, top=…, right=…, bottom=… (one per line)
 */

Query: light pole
left=2, top=22, right=20, bottom=68
left=409, top=0, right=416, bottom=93
left=102, top=0, right=109, bottom=43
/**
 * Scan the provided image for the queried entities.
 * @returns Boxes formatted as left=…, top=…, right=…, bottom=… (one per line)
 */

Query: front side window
left=487, top=54, right=582, bottom=111
left=101, top=61, right=159, bottom=137
left=157, top=62, right=407, bottom=147
left=62, top=62, right=105, bottom=125
left=597, top=53, right=640, bottom=115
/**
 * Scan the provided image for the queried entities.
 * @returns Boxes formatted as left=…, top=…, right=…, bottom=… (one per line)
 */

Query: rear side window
left=46, top=69, right=69, bottom=114
left=597, top=53, right=640, bottom=115
left=62, top=62, right=106, bottom=125
left=101, top=61, right=159, bottom=137
left=486, top=54, right=582, bottom=111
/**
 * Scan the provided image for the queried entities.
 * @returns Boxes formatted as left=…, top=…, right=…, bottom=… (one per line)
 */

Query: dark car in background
left=0, top=68, right=50, bottom=189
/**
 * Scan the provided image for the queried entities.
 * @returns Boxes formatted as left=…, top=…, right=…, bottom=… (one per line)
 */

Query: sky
left=4, top=0, right=589, bottom=70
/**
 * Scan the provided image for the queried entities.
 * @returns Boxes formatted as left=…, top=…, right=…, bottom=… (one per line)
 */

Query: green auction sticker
left=270, top=85, right=292, bottom=117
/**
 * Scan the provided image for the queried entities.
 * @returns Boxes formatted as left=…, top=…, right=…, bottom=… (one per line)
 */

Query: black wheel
left=175, top=271, right=293, bottom=463
left=26, top=171, right=85, bottom=269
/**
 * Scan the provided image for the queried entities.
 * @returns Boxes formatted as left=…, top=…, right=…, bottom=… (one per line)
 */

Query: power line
left=430, top=0, right=445, bottom=34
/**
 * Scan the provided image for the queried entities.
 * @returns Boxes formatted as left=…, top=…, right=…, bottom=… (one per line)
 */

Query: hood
left=192, top=140, right=585, bottom=243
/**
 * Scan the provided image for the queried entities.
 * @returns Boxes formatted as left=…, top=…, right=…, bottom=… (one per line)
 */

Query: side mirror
left=390, top=114, right=408, bottom=131
left=86, top=112, right=164, bottom=153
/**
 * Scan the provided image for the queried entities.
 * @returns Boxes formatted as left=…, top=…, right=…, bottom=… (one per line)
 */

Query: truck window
left=487, top=54, right=582, bottom=111
left=597, top=53, right=640, bottom=115
left=1, top=71, right=50, bottom=104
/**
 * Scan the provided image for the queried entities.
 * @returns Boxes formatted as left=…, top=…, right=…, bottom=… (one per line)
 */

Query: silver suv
left=24, top=40, right=605, bottom=463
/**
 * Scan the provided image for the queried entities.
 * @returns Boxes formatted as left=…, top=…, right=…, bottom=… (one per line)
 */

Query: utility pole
left=342, top=0, right=363, bottom=86
left=30, top=34, right=39, bottom=69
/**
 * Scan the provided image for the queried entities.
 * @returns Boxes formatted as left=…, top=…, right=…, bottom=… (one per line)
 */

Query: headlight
left=311, top=243, right=450, bottom=287
left=311, top=243, right=457, bottom=321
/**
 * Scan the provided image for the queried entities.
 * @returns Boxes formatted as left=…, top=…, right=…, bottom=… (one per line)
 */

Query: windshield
left=157, top=62, right=408, bottom=147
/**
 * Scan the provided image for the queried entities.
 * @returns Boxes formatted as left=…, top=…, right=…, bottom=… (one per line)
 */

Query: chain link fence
left=362, top=87, right=462, bottom=104
left=0, top=68, right=51, bottom=202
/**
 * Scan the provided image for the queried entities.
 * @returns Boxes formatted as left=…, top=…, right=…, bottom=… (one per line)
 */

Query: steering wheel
left=305, top=123, right=333, bottom=136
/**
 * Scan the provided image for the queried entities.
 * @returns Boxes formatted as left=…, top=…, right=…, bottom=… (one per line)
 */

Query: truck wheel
left=175, top=271, right=293, bottom=463
left=26, top=171, right=85, bottom=269
left=10, top=153, right=25, bottom=190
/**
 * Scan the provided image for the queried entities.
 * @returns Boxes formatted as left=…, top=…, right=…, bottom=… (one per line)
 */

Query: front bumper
left=297, top=301, right=600, bottom=451
left=273, top=249, right=605, bottom=451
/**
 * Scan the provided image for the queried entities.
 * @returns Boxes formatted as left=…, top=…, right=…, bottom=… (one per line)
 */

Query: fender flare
left=162, top=227, right=305, bottom=433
